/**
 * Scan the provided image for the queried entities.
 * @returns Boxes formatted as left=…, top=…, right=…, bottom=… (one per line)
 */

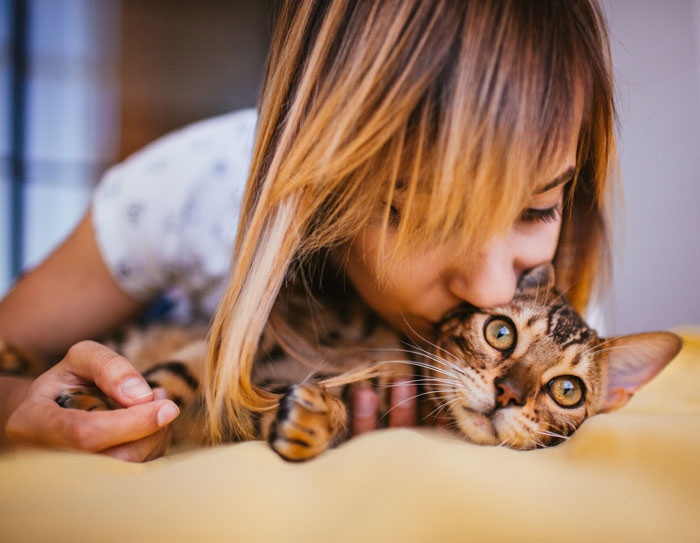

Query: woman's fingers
left=101, top=426, right=173, bottom=463
left=388, top=379, right=417, bottom=428
left=54, top=340, right=155, bottom=407
left=100, top=390, right=173, bottom=462
left=351, top=379, right=417, bottom=436
left=351, top=387, right=377, bottom=436
left=4, top=343, right=180, bottom=458
left=6, top=395, right=179, bottom=452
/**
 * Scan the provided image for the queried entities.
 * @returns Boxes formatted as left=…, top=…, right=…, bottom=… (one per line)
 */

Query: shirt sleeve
left=91, top=109, right=257, bottom=302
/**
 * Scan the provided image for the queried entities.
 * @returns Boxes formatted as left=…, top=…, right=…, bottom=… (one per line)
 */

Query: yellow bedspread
left=1, top=329, right=699, bottom=542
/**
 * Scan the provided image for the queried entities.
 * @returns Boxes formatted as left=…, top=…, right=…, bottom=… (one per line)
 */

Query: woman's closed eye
left=388, top=205, right=401, bottom=225
left=388, top=202, right=561, bottom=226
left=519, top=203, right=562, bottom=224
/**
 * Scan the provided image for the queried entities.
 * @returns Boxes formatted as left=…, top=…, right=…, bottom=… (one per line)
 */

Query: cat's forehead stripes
left=546, top=300, right=595, bottom=348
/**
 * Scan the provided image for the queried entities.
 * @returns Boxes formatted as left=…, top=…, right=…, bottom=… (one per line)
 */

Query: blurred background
left=0, top=0, right=697, bottom=335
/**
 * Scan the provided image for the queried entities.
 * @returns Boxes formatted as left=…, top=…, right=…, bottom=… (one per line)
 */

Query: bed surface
left=2, top=329, right=699, bottom=542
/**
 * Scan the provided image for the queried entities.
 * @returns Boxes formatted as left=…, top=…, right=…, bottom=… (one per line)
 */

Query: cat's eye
left=547, top=376, right=584, bottom=408
left=484, top=317, right=516, bottom=352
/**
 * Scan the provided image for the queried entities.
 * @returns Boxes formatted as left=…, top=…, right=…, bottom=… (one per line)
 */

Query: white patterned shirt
left=92, top=108, right=257, bottom=321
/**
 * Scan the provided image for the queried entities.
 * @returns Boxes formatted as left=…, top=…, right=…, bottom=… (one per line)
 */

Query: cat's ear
left=515, top=263, right=555, bottom=299
left=596, top=332, right=682, bottom=413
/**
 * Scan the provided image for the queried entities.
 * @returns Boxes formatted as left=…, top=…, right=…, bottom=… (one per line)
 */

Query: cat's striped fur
left=0, top=265, right=682, bottom=461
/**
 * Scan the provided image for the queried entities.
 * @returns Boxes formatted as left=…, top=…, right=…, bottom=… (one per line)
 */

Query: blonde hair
left=206, top=0, right=617, bottom=442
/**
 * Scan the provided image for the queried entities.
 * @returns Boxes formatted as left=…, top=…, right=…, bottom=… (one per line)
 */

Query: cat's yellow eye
left=547, top=376, right=584, bottom=408
left=484, top=318, right=516, bottom=351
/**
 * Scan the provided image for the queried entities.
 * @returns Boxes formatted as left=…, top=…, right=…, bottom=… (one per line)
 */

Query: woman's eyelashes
left=387, top=202, right=561, bottom=226
left=519, top=203, right=562, bottom=224
left=388, top=205, right=401, bottom=225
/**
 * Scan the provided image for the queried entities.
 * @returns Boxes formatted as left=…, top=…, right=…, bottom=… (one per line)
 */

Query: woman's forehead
left=535, top=122, right=581, bottom=194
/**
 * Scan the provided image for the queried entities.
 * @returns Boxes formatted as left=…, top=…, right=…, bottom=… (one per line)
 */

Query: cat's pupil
left=497, top=326, right=509, bottom=339
left=561, top=380, right=574, bottom=395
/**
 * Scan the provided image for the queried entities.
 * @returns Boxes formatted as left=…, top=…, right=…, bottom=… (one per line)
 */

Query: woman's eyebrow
left=536, top=166, right=575, bottom=194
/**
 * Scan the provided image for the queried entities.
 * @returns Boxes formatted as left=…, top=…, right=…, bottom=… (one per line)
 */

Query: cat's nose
left=495, top=377, right=524, bottom=408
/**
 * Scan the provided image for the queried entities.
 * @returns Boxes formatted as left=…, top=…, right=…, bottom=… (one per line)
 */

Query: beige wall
left=105, top=0, right=700, bottom=333
left=601, top=0, right=700, bottom=333
left=4, top=1, right=697, bottom=333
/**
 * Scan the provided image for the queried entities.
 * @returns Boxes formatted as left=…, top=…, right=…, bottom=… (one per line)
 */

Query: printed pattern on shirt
left=92, top=108, right=258, bottom=321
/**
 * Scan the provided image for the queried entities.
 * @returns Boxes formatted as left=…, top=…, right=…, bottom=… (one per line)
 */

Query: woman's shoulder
left=119, top=108, right=258, bottom=176
left=90, top=109, right=258, bottom=305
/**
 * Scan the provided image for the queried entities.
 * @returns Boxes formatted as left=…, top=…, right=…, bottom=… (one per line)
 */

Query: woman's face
left=342, top=140, right=577, bottom=340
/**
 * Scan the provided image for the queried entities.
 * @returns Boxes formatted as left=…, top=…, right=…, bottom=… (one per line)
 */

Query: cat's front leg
left=263, top=383, right=348, bottom=462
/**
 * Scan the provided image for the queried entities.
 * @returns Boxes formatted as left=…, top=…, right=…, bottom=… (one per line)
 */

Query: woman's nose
left=446, top=237, right=519, bottom=309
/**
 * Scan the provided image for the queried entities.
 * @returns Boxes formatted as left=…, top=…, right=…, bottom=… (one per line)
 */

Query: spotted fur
left=0, top=265, right=681, bottom=460
left=423, top=264, right=682, bottom=449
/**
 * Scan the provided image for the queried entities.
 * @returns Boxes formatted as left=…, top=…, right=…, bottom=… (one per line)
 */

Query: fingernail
left=153, top=387, right=168, bottom=401
left=157, top=403, right=180, bottom=427
left=391, top=379, right=416, bottom=405
left=354, top=388, right=378, bottom=419
left=121, top=377, right=152, bottom=401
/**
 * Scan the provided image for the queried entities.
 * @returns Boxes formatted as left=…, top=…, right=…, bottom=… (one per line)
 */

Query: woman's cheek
left=512, top=220, right=562, bottom=268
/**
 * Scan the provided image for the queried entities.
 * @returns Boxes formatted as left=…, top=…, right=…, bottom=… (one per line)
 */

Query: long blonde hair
left=205, top=0, right=617, bottom=442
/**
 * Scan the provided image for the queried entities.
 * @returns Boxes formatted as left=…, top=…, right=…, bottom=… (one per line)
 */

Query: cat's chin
left=453, top=408, right=499, bottom=446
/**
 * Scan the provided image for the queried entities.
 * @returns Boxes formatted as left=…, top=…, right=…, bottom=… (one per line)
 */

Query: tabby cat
left=0, top=264, right=681, bottom=461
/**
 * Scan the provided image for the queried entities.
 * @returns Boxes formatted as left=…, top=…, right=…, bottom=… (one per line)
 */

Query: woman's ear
left=595, top=331, right=682, bottom=413
left=514, top=263, right=555, bottom=299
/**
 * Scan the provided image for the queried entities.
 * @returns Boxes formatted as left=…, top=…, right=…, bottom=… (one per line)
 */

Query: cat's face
left=424, top=264, right=682, bottom=449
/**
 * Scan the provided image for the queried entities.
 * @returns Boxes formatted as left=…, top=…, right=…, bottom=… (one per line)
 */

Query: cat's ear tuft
left=515, top=263, right=555, bottom=299
left=596, top=332, right=682, bottom=413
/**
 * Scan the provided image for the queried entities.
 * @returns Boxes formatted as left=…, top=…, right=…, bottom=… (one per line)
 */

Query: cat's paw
left=0, top=340, right=41, bottom=377
left=267, top=384, right=347, bottom=462
left=55, top=388, right=112, bottom=412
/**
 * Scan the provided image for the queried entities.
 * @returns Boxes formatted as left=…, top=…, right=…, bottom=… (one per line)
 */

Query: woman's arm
left=0, top=211, right=179, bottom=460
left=0, top=210, right=144, bottom=361
left=0, top=376, right=31, bottom=448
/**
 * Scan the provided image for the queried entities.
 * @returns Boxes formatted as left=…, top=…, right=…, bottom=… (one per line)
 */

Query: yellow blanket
left=2, top=329, right=699, bottom=542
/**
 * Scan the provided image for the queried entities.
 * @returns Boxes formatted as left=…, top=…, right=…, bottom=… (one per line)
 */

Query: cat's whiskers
left=532, top=436, right=548, bottom=449
left=550, top=280, right=580, bottom=307
left=506, top=413, right=548, bottom=450
left=395, top=341, right=466, bottom=377
left=404, top=338, right=464, bottom=372
left=376, top=379, right=458, bottom=401
left=371, top=340, right=471, bottom=387
left=585, top=344, right=637, bottom=357
left=377, top=389, right=450, bottom=424
left=581, top=335, right=624, bottom=357
left=536, top=428, right=570, bottom=441
left=411, top=350, right=466, bottom=377
left=369, top=346, right=455, bottom=373
left=376, top=358, right=461, bottom=381
left=560, top=419, right=577, bottom=434
left=496, top=434, right=515, bottom=448
left=425, top=395, right=462, bottom=420
left=381, top=377, right=461, bottom=390
left=399, top=313, right=464, bottom=366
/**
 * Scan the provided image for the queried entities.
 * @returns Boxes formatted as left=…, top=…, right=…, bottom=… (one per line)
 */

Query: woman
left=0, top=0, right=615, bottom=460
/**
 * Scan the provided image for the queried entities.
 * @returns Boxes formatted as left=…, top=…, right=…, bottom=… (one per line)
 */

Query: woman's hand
left=5, top=340, right=179, bottom=462
left=351, top=379, right=417, bottom=435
